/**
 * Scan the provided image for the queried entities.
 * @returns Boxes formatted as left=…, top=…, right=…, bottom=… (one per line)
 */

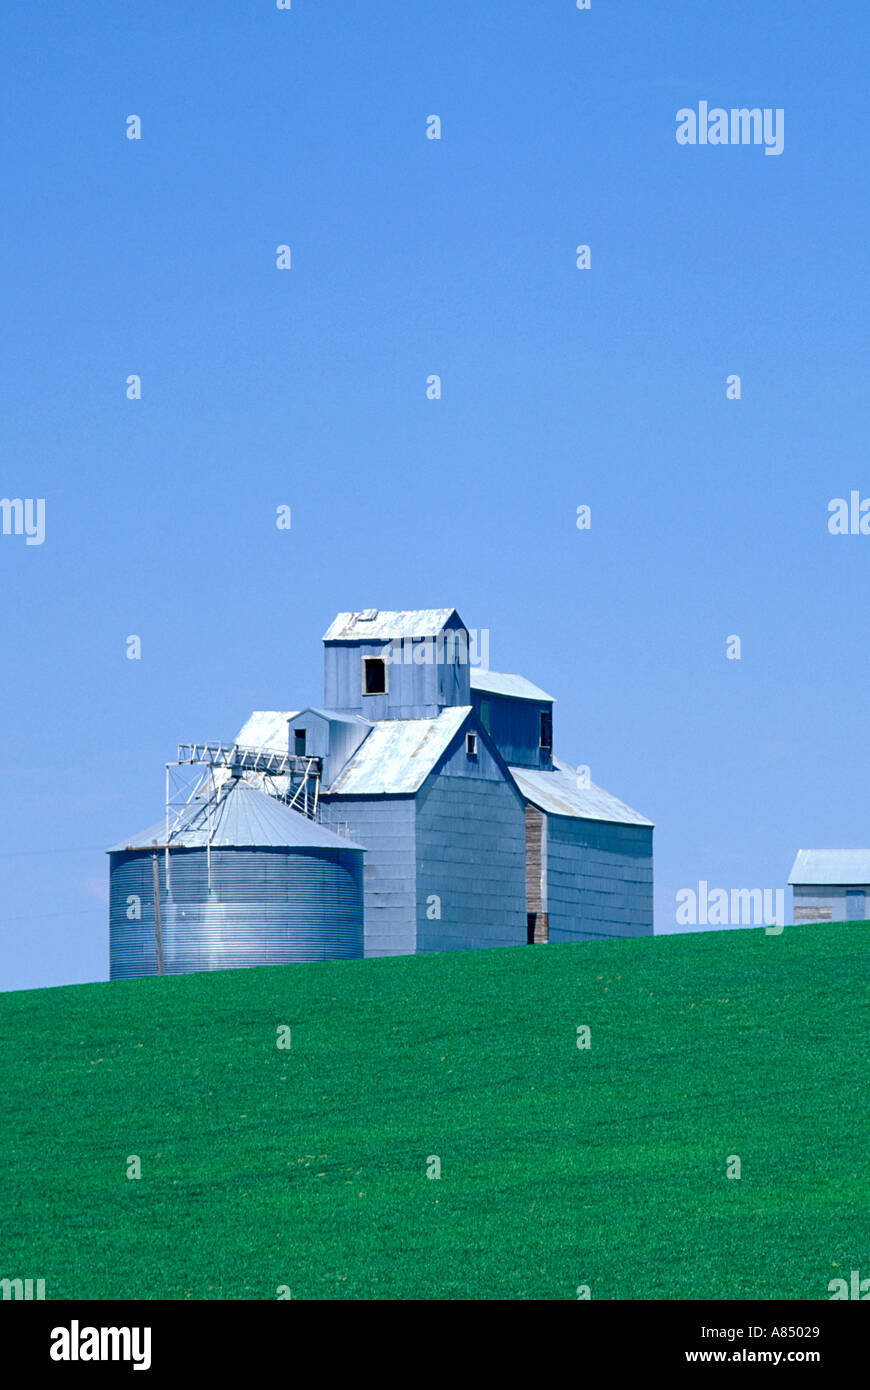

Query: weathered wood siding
left=792, top=885, right=867, bottom=923
left=524, top=805, right=549, bottom=942
left=525, top=806, right=546, bottom=914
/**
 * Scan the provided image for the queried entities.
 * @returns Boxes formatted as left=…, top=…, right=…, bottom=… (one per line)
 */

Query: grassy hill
left=1, top=922, right=868, bottom=1300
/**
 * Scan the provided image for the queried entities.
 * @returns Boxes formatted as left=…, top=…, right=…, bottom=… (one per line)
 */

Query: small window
left=480, top=699, right=491, bottom=733
left=293, top=728, right=306, bottom=756
left=466, top=732, right=478, bottom=758
left=362, top=656, right=387, bottom=695
left=539, top=710, right=552, bottom=750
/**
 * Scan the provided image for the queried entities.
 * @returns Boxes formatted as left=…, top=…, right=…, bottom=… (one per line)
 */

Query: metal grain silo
left=108, top=777, right=364, bottom=980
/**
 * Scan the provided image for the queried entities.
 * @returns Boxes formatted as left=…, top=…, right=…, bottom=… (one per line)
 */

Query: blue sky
left=1, top=1, right=867, bottom=989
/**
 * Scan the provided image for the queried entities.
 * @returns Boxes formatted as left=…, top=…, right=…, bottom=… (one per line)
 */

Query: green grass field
left=1, top=922, right=868, bottom=1300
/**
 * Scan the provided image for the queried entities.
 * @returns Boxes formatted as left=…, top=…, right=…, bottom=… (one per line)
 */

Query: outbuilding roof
left=107, top=778, right=363, bottom=852
left=510, top=758, right=653, bottom=826
left=788, top=849, right=870, bottom=885
left=325, top=706, right=471, bottom=795
left=323, top=609, right=461, bottom=641
left=471, top=669, right=554, bottom=702
left=298, top=708, right=371, bottom=726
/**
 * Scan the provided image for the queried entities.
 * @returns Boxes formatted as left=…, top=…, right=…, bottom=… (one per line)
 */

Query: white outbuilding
left=788, top=850, right=870, bottom=923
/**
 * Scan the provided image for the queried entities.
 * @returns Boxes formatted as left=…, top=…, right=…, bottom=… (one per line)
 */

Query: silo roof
left=323, top=609, right=461, bottom=641
left=788, top=849, right=870, bottom=885
left=107, top=778, right=363, bottom=852
left=510, top=758, right=653, bottom=826
left=471, top=669, right=554, bottom=702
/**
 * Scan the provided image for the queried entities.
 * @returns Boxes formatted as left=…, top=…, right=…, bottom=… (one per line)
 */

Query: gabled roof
left=297, top=707, right=371, bottom=727
left=108, top=778, right=363, bottom=852
left=323, top=609, right=461, bottom=641
left=235, top=710, right=297, bottom=753
left=510, top=757, right=653, bottom=826
left=788, top=849, right=870, bottom=885
left=325, top=707, right=471, bottom=795
left=471, top=669, right=554, bottom=702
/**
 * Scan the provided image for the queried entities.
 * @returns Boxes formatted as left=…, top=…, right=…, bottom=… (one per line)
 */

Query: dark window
left=294, top=728, right=306, bottom=756
left=480, top=699, right=491, bottom=733
left=539, top=710, right=552, bottom=750
left=363, top=657, right=387, bottom=695
left=466, top=732, right=478, bottom=758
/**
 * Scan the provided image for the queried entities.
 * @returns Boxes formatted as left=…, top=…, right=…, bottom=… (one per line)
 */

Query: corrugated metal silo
left=108, top=777, right=364, bottom=980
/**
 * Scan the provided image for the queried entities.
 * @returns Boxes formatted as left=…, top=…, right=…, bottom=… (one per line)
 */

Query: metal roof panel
left=788, top=849, right=870, bottom=885
left=298, top=707, right=372, bottom=726
left=510, top=761, right=653, bottom=826
left=325, top=707, right=471, bottom=795
left=322, top=609, right=460, bottom=641
left=234, top=711, right=297, bottom=753
left=108, top=779, right=363, bottom=852
left=470, top=669, right=554, bottom=702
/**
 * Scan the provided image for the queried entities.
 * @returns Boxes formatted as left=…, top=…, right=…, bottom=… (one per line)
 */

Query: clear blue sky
left=2, top=2, right=867, bottom=990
